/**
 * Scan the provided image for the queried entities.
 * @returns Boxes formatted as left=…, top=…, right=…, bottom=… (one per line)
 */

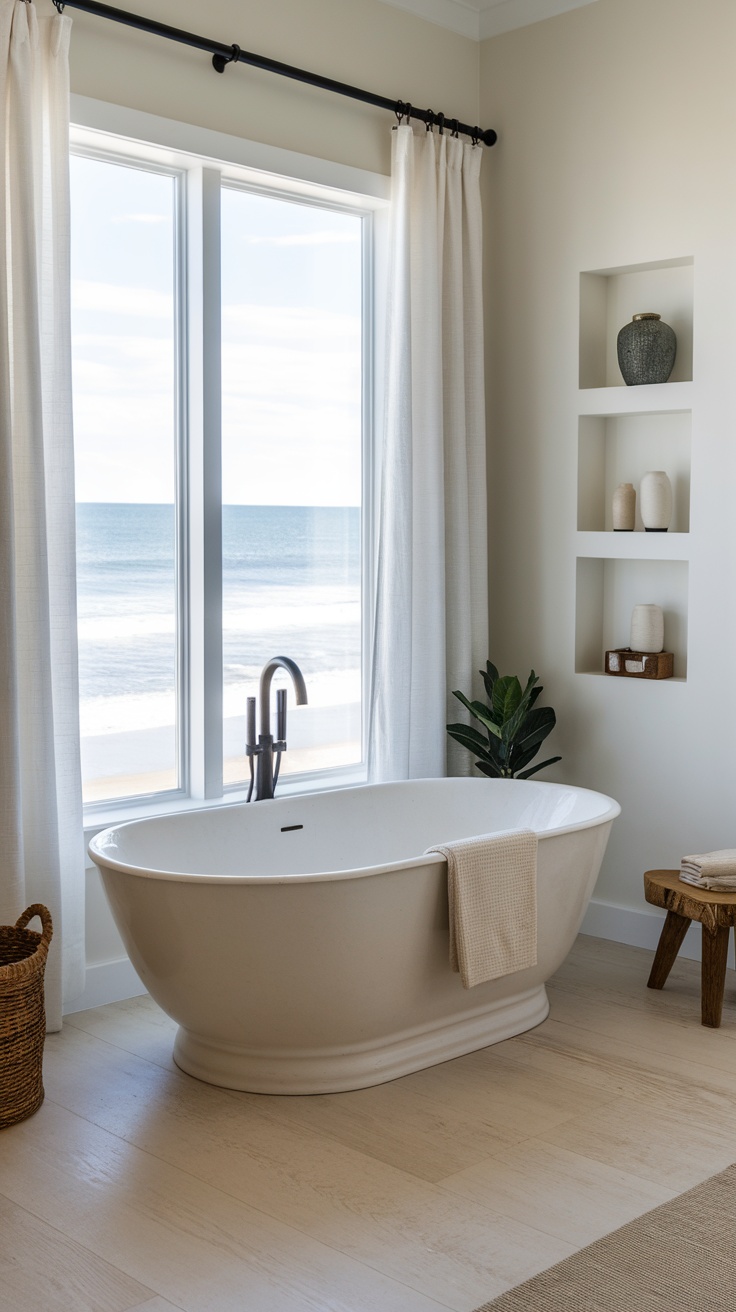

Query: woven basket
left=0, top=905, right=53, bottom=1130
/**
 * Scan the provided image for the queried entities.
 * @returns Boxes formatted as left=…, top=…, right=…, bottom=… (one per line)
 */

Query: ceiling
left=377, top=0, right=599, bottom=41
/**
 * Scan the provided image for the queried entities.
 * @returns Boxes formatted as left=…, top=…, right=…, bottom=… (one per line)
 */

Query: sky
left=70, top=153, right=363, bottom=506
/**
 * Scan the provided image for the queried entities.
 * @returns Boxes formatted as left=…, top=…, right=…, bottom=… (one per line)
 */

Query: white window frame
left=71, top=97, right=389, bottom=834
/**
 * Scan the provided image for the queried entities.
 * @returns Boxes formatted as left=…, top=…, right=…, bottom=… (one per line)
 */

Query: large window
left=70, top=124, right=379, bottom=812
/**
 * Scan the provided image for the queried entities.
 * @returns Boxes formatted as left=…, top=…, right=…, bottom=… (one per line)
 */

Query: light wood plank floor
left=2, top=934, right=736, bottom=1312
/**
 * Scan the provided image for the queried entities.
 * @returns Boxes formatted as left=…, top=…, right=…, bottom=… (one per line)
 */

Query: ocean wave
left=78, top=612, right=175, bottom=640
left=223, top=601, right=360, bottom=632
left=80, top=667, right=361, bottom=737
left=78, top=601, right=360, bottom=643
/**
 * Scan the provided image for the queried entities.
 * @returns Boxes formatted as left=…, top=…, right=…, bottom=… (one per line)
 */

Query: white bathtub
left=89, top=778, right=619, bottom=1094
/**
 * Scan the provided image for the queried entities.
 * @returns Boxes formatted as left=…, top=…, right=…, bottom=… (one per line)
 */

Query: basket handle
left=15, top=904, right=54, bottom=949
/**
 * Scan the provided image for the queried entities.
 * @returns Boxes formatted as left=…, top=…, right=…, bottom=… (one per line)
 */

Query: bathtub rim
left=88, top=778, right=621, bottom=885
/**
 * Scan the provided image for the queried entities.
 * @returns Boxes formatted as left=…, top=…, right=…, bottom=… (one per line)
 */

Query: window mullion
left=360, top=211, right=374, bottom=769
left=186, top=165, right=223, bottom=799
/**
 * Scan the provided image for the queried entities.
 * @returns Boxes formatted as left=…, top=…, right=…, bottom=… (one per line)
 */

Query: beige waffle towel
left=426, top=829, right=538, bottom=989
left=680, top=849, right=736, bottom=891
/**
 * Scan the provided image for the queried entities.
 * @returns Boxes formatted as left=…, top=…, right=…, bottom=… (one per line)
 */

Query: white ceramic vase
left=640, top=470, right=672, bottom=532
left=630, top=603, right=664, bottom=653
left=612, top=482, right=636, bottom=531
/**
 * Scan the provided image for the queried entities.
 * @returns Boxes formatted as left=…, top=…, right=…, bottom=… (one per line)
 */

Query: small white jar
left=630, top=603, right=664, bottom=653
left=612, top=482, right=636, bottom=531
left=640, top=471, right=672, bottom=532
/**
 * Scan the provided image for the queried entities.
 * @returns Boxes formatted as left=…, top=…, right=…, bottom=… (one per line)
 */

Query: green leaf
left=503, top=695, right=534, bottom=744
left=452, top=691, right=503, bottom=739
left=511, top=705, right=556, bottom=752
left=462, top=729, right=505, bottom=770
left=481, top=661, right=500, bottom=701
left=501, top=673, right=542, bottom=744
left=522, top=669, right=540, bottom=700
left=492, top=675, right=522, bottom=725
left=508, top=740, right=540, bottom=772
left=509, top=740, right=545, bottom=774
left=447, top=723, right=495, bottom=757
left=474, top=758, right=504, bottom=778
left=482, top=735, right=506, bottom=770
left=516, top=756, right=561, bottom=780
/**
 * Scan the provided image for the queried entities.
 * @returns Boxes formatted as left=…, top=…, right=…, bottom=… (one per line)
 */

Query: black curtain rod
left=52, top=0, right=497, bottom=147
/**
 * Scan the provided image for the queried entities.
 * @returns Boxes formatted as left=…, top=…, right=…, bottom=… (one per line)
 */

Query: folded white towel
left=680, top=849, right=736, bottom=891
left=426, top=829, right=537, bottom=989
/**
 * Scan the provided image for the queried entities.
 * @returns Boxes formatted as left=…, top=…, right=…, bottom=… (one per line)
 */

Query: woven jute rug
left=474, top=1163, right=736, bottom=1311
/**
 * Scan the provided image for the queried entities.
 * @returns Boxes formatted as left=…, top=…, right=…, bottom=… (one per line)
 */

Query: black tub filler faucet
left=245, top=656, right=308, bottom=801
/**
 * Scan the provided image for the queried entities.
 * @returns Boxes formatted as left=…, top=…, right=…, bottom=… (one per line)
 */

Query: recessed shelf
left=577, top=381, right=694, bottom=416
left=577, top=411, right=691, bottom=533
left=579, top=258, right=694, bottom=391
left=576, top=532, right=690, bottom=560
left=577, top=671, right=688, bottom=684
left=575, top=556, right=689, bottom=679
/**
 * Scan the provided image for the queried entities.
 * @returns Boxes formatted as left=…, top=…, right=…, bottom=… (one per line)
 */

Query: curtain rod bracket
left=212, top=43, right=241, bottom=75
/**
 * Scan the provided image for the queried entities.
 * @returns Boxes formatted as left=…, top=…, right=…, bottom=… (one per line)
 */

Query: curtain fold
left=0, top=0, right=84, bottom=1028
left=368, top=125, right=488, bottom=782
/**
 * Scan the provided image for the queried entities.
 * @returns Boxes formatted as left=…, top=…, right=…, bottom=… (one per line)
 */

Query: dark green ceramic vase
left=616, top=312, right=677, bottom=386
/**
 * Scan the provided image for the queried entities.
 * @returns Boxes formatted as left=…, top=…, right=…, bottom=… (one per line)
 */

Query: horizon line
left=75, top=501, right=361, bottom=509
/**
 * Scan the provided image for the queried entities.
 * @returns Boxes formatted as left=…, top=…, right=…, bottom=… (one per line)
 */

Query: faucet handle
left=245, top=696, right=257, bottom=754
left=276, top=687, right=287, bottom=744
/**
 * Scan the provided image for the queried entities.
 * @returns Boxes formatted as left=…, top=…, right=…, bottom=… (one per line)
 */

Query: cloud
left=71, top=334, right=174, bottom=397
left=222, top=303, right=360, bottom=347
left=241, top=230, right=360, bottom=248
left=72, top=280, right=173, bottom=319
left=110, top=213, right=169, bottom=225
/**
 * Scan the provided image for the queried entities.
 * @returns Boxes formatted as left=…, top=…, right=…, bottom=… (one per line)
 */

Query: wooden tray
left=605, top=647, right=674, bottom=679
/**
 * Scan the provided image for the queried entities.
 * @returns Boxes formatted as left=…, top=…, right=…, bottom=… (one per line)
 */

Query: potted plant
left=447, top=661, right=561, bottom=779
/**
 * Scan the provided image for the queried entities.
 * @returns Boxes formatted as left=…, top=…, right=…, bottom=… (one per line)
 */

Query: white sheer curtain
left=0, top=0, right=84, bottom=1028
left=368, top=124, right=488, bottom=781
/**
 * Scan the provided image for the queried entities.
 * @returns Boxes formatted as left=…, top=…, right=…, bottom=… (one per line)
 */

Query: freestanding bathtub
left=89, top=778, right=620, bottom=1094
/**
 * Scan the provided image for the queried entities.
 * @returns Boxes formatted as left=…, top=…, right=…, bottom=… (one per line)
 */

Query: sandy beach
left=82, top=698, right=362, bottom=803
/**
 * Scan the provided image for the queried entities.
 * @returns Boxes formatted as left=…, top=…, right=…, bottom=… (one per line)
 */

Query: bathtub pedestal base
left=172, top=983, right=550, bottom=1094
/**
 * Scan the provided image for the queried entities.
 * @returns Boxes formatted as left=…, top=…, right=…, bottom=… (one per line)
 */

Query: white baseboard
left=64, top=957, right=147, bottom=1015
left=62, top=897, right=703, bottom=1018
left=581, top=896, right=703, bottom=962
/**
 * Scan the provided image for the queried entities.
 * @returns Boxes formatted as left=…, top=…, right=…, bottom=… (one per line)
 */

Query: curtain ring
left=395, top=100, right=406, bottom=126
left=212, top=43, right=241, bottom=74
left=437, top=112, right=445, bottom=135
left=451, top=118, right=460, bottom=138
left=53, top=1, right=66, bottom=11
left=425, top=110, right=435, bottom=132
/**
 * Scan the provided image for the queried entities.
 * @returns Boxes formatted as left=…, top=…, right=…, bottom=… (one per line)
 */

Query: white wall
left=56, top=0, right=482, bottom=1006
left=480, top=0, right=736, bottom=934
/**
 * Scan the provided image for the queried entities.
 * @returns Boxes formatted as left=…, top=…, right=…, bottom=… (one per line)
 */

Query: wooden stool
left=644, top=870, right=736, bottom=1028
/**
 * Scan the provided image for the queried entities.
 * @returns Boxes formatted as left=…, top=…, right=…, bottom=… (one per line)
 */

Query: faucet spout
left=258, top=656, right=308, bottom=738
left=248, top=656, right=308, bottom=802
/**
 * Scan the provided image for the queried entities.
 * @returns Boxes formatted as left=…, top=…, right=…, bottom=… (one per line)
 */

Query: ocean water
left=76, top=503, right=361, bottom=740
